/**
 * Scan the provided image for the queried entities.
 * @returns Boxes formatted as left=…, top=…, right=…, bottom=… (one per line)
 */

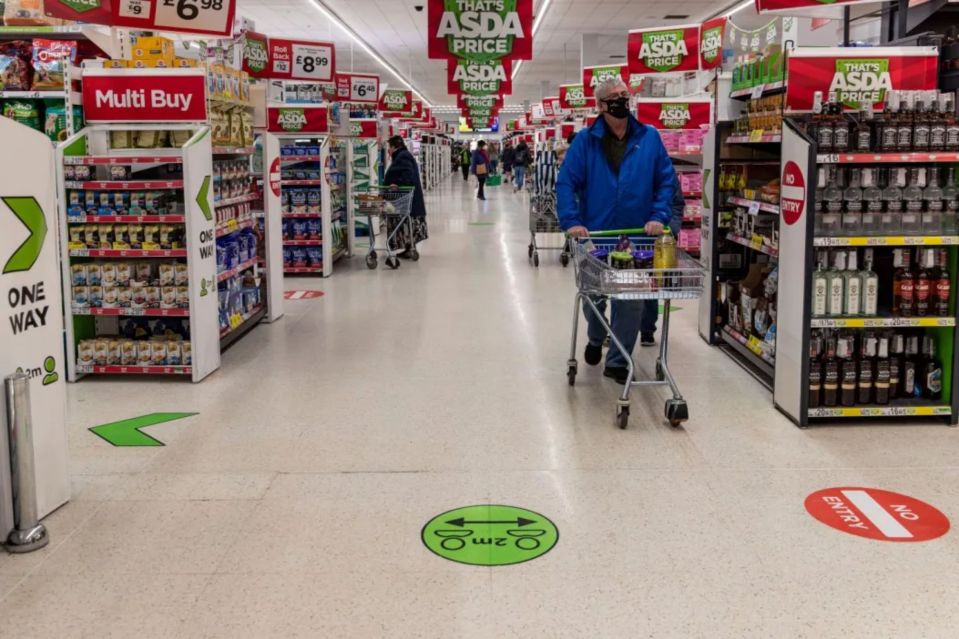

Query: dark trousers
left=461, top=164, right=469, bottom=180
left=477, top=175, right=487, bottom=199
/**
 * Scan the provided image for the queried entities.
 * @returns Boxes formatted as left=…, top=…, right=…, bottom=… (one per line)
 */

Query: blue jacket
left=557, top=115, right=675, bottom=231
left=470, top=149, right=490, bottom=175
left=383, top=148, right=426, bottom=218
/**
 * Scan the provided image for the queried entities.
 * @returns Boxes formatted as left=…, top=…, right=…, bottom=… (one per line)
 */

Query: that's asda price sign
left=559, top=84, right=595, bottom=110
left=628, top=24, right=700, bottom=75
left=457, top=94, right=504, bottom=110
left=448, top=57, right=513, bottom=96
left=242, top=31, right=270, bottom=78
left=785, top=47, right=939, bottom=113
left=756, top=0, right=876, bottom=13
left=428, top=0, right=533, bottom=63
left=637, top=99, right=712, bottom=130
left=699, top=16, right=726, bottom=71
left=378, top=89, right=413, bottom=114
left=581, top=64, right=628, bottom=97
left=267, top=106, right=329, bottom=134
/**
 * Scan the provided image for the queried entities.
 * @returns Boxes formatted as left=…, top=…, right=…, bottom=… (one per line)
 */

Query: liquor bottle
left=913, top=94, right=931, bottom=151
left=879, top=92, right=899, bottom=152
left=838, top=331, right=858, bottom=406
left=945, top=92, right=959, bottom=152
left=897, top=91, right=914, bottom=151
left=930, top=94, right=947, bottom=152
left=902, top=334, right=920, bottom=398
left=914, top=248, right=934, bottom=317
left=861, top=167, right=883, bottom=235
left=862, top=249, right=879, bottom=316
left=942, top=166, right=959, bottom=234
left=922, top=166, right=944, bottom=234
left=889, top=332, right=904, bottom=400
left=822, top=332, right=839, bottom=407
left=814, top=166, right=827, bottom=234
left=844, top=249, right=862, bottom=316
left=874, top=334, right=891, bottom=405
left=842, top=168, right=863, bottom=235
left=901, top=167, right=925, bottom=234
left=808, top=330, right=823, bottom=409
left=892, top=249, right=914, bottom=316
left=809, top=91, right=824, bottom=149
left=822, top=166, right=844, bottom=235
left=934, top=248, right=952, bottom=317
left=858, top=331, right=877, bottom=405
left=831, top=92, right=851, bottom=152
left=882, top=167, right=904, bottom=235
left=922, top=336, right=943, bottom=400
left=812, top=251, right=829, bottom=317
left=854, top=102, right=873, bottom=152
left=827, top=250, right=847, bottom=317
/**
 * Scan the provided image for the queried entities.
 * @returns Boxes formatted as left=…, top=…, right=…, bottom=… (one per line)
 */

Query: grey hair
left=594, top=77, right=628, bottom=103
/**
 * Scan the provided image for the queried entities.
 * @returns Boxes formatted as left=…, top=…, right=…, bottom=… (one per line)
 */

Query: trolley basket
left=354, top=186, right=416, bottom=270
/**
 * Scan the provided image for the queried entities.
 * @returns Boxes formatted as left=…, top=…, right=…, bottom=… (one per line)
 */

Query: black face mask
left=603, top=97, right=630, bottom=120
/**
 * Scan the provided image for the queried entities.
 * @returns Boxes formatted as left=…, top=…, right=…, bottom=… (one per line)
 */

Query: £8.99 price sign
left=292, top=42, right=335, bottom=82
left=113, top=0, right=236, bottom=36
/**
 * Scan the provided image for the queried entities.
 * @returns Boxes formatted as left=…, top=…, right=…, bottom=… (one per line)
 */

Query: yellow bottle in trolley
left=653, top=228, right=677, bottom=283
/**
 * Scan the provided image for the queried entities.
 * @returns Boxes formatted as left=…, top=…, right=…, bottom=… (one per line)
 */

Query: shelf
left=727, top=197, right=780, bottom=215
left=283, top=239, right=322, bottom=246
left=725, top=233, right=779, bottom=258
left=813, top=236, right=959, bottom=247
left=77, top=365, right=192, bottom=376
left=811, top=316, right=956, bottom=329
left=212, top=146, right=255, bottom=155
left=220, top=306, right=267, bottom=348
left=285, top=266, right=324, bottom=274
left=72, top=307, right=189, bottom=318
left=817, top=152, right=959, bottom=164
left=283, top=180, right=324, bottom=186
left=65, top=180, right=183, bottom=190
left=720, top=325, right=775, bottom=386
left=208, top=96, right=253, bottom=109
left=215, top=193, right=260, bottom=208
left=808, top=405, right=952, bottom=419
left=729, top=80, right=785, bottom=100
left=64, top=154, right=182, bottom=165
left=281, top=156, right=322, bottom=163
left=69, top=248, right=187, bottom=258
left=0, top=90, right=64, bottom=99
left=217, top=257, right=258, bottom=284
left=282, top=213, right=322, bottom=219
left=670, top=151, right=703, bottom=160
left=67, top=215, right=186, bottom=224
left=215, top=218, right=256, bottom=239
left=727, top=133, right=782, bottom=144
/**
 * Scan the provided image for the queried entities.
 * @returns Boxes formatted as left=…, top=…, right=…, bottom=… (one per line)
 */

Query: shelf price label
left=335, top=73, right=379, bottom=103
left=746, top=335, right=764, bottom=356
left=747, top=201, right=761, bottom=216
left=748, top=129, right=765, bottom=143
left=750, top=84, right=764, bottom=100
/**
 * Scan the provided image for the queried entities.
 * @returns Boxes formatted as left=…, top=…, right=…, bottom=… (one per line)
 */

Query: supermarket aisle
left=3, top=174, right=959, bottom=637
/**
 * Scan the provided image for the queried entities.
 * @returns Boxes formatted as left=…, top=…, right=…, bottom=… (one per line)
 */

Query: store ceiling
left=237, top=0, right=734, bottom=107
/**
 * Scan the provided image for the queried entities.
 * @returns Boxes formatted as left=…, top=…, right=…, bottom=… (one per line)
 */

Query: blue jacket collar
left=589, top=114, right=645, bottom=142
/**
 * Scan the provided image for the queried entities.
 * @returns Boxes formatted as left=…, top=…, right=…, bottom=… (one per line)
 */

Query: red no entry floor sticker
left=805, top=487, right=950, bottom=542
left=284, top=290, right=324, bottom=300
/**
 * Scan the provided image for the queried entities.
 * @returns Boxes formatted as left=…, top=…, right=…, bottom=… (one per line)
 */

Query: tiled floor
left=3, top=174, right=959, bottom=638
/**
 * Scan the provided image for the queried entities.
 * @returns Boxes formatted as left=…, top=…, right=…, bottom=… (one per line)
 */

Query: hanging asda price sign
left=242, top=31, right=270, bottom=78
left=628, top=24, right=700, bottom=75
left=268, top=38, right=335, bottom=82
left=756, top=0, right=878, bottom=14
left=582, top=64, right=628, bottom=97
left=428, top=0, right=533, bottom=62
left=457, top=93, right=503, bottom=110
left=81, top=69, right=208, bottom=122
left=45, top=0, right=236, bottom=36
left=448, top=57, right=513, bottom=95
left=699, top=16, right=726, bottom=71
left=637, top=99, right=712, bottom=130
left=559, top=84, right=595, bottom=110
left=349, top=120, right=378, bottom=138
left=785, top=47, right=939, bottom=112
left=267, top=106, right=329, bottom=133
left=378, top=89, right=413, bottom=114
left=334, top=72, right=379, bottom=103
left=398, top=100, right=424, bottom=121
left=542, top=98, right=556, bottom=118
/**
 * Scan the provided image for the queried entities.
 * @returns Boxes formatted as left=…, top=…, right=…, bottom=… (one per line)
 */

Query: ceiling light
left=307, top=0, right=434, bottom=106
left=609, top=54, right=626, bottom=59
left=664, top=14, right=689, bottom=19
left=512, top=0, right=556, bottom=81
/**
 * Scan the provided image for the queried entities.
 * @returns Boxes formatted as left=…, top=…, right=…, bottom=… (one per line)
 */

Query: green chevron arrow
left=3, top=197, right=47, bottom=274
left=196, top=176, right=212, bottom=222
left=89, top=412, right=197, bottom=447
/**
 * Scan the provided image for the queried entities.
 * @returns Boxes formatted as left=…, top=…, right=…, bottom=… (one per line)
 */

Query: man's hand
left=645, top=221, right=665, bottom=236
left=567, top=225, right=589, bottom=238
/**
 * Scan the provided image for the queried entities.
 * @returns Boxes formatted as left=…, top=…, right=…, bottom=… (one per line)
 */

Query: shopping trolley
left=527, top=149, right=571, bottom=267
left=567, top=231, right=705, bottom=429
left=354, top=186, right=415, bottom=270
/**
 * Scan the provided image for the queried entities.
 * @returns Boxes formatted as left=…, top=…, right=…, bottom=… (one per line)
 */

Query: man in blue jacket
left=557, top=78, right=676, bottom=383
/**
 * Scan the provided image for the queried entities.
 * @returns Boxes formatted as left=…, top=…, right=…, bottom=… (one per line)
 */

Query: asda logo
left=60, top=0, right=100, bottom=13
left=454, top=59, right=508, bottom=95
left=383, top=91, right=408, bottom=109
left=350, top=122, right=363, bottom=137
left=830, top=59, right=892, bottom=109
left=245, top=39, right=268, bottom=74
left=435, top=2, right=526, bottom=62
left=700, top=27, right=722, bottom=64
left=276, top=109, right=307, bottom=132
left=639, top=30, right=689, bottom=73
left=589, top=68, right=622, bottom=89
left=659, top=103, right=691, bottom=129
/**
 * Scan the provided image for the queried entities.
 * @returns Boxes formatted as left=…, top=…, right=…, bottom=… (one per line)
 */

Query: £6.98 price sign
left=335, top=73, right=379, bottom=103
left=269, top=39, right=336, bottom=82
left=113, top=0, right=236, bottom=36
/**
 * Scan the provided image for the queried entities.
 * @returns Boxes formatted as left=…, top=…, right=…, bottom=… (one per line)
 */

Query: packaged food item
left=3, top=100, right=40, bottom=131
left=89, top=285, right=103, bottom=308
left=71, top=263, right=88, bottom=286
left=0, top=43, right=30, bottom=90
left=107, top=339, right=121, bottom=365
left=174, top=263, right=189, bottom=286
left=242, top=111, right=254, bottom=147
left=94, top=338, right=109, bottom=365
left=182, top=341, right=192, bottom=366
left=42, top=103, right=68, bottom=141
left=143, top=225, right=160, bottom=249
left=111, top=130, right=133, bottom=149
left=32, top=39, right=77, bottom=90
left=100, top=263, right=117, bottom=286
left=176, top=286, right=190, bottom=308
left=121, top=340, right=138, bottom=366
left=229, top=111, right=244, bottom=147
left=78, top=340, right=96, bottom=365
left=136, top=129, right=164, bottom=149
left=116, top=262, right=133, bottom=287
left=167, top=340, right=182, bottom=365
left=307, top=247, right=322, bottom=268
left=151, top=341, right=167, bottom=365
left=137, top=341, right=153, bottom=366
left=169, top=129, right=192, bottom=146
left=136, top=262, right=153, bottom=283
left=160, top=286, right=177, bottom=309
left=158, top=263, right=175, bottom=286
left=86, top=262, right=102, bottom=286
left=130, top=281, right=148, bottom=308
left=4, top=1, right=57, bottom=26
left=73, top=286, right=89, bottom=308
left=128, top=224, right=143, bottom=249
left=118, top=286, right=132, bottom=307
left=83, top=191, right=97, bottom=214
left=144, top=285, right=160, bottom=308
left=291, top=189, right=307, bottom=214
left=307, top=190, right=321, bottom=215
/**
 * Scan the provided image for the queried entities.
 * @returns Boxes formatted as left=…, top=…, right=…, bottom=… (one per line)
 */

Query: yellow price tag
left=230, top=313, right=243, bottom=329
left=227, top=219, right=238, bottom=231
left=747, top=336, right=763, bottom=355
left=749, top=129, right=764, bottom=143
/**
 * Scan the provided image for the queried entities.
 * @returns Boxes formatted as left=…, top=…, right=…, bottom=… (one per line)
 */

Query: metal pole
left=842, top=7, right=851, bottom=46
left=897, top=0, right=908, bottom=40
left=4, top=373, right=48, bottom=553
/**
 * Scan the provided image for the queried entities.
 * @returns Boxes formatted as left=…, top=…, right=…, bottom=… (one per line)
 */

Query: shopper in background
left=489, top=142, right=500, bottom=175
left=384, top=136, right=429, bottom=256
left=557, top=77, right=676, bottom=383
left=460, top=146, right=471, bottom=181
left=470, top=140, right=491, bottom=201
left=502, top=142, right=516, bottom=182
left=513, top=139, right=530, bottom=192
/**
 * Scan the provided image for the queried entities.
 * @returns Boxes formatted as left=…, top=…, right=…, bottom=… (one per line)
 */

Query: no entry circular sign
left=422, top=505, right=559, bottom=566
left=781, top=160, right=806, bottom=226
left=805, top=487, right=950, bottom=542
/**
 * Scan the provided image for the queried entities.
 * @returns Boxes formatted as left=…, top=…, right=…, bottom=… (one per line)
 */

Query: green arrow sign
left=3, top=196, right=47, bottom=274
left=196, top=176, right=212, bottom=222
left=422, top=505, right=559, bottom=566
left=89, top=412, right=197, bottom=447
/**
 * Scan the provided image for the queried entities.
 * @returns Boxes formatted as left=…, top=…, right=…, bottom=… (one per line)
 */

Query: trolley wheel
left=567, top=360, right=578, bottom=387
left=386, top=256, right=400, bottom=270
left=655, top=360, right=665, bottom=382
left=528, top=243, right=534, bottom=258
left=409, top=249, right=420, bottom=262
left=533, top=252, right=540, bottom=268
left=665, top=399, right=689, bottom=428
left=617, top=405, right=630, bottom=430
left=561, top=253, right=570, bottom=268
left=365, top=253, right=378, bottom=270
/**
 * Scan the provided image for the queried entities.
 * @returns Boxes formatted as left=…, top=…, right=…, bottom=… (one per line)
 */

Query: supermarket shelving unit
left=348, top=132, right=380, bottom=246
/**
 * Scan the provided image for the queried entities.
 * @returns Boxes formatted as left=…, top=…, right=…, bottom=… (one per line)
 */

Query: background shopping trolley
left=354, top=186, right=415, bottom=270
left=527, top=147, right=571, bottom=267
left=566, top=231, right=705, bottom=429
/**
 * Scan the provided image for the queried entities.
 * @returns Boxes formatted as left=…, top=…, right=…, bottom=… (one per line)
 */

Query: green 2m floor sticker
left=422, top=505, right=559, bottom=566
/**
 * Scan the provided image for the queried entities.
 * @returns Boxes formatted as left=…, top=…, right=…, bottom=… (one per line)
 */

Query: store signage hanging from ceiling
left=559, top=83, right=596, bottom=110
left=427, top=0, right=533, bottom=62
left=636, top=99, right=713, bottom=130
left=457, top=93, right=504, bottom=110
left=756, top=0, right=878, bottom=15
left=349, top=119, right=379, bottom=139
left=784, top=47, right=939, bottom=112
left=267, top=105, right=330, bottom=134
left=627, top=24, right=701, bottom=75
left=81, top=69, right=208, bottom=122
left=699, top=17, right=727, bottom=71
left=582, top=64, right=629, bottom=97
left=542, top=98, right=556, bottom=118
left=334, top=72, right=379, bottom=103
left=447, top=57, right=513, bottom=96
left=378, top=89, right=414, bottom=115
left=242, top=31, right=271, bottom=78
left=267, top=38, right=336, bottom=82
left=45, top=0, right=237, bottom=36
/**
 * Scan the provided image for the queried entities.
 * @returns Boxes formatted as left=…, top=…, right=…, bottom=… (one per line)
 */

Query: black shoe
left=641, top=332, right=656, bottom=347
left=603, top=366, right=632, bottom=383
left=584, top=343, right=602, bottom=366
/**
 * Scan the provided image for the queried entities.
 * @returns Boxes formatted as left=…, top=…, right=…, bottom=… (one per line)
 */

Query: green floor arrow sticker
left=3, top=196, right=47, bottom=274
left=422, top=505, right=559, bottom=566
left=89, top=412, right=197, bottom=447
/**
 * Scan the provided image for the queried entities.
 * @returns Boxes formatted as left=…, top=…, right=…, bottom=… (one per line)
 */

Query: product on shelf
left=216, top=228, right=259, bottom=274
left=214, top=158, right=254, bottom=202
left=71, top=260, right=189, bottom=311
left=734, top=93, right=784, bottom=136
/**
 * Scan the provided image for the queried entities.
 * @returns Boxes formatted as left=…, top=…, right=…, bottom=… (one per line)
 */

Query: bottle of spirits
left=813, top=91, right=832, bottom=152
left=861, top=249, right=879, bottom=316
left=838, top=330, right=858, bottom=406
left=854, top=102, right=873, bottom=152
left=923, top=166, right=944, bottom=234
left=858, top=331, right=877, bottom=405
left=874, top=334, right=891, bottom=405
left=831, top=92, right=851, bottom=152
left=814, top=166, right=827, bottom=234
left=902, top=334, right=920, bottom=398
left=913, top=95, right=931, bottom=151
left=897, top=91, right=914, bottom=151
left=828, top=250, right=847, bottom=316
left=901, top=167, right=925, bottom=234
left=930, top=94, right=947, bottom=152
left=922, top=336, right=943, bottom=400
left=935, top=248, right=952, bottom=317
left=844, top=249, right=862, bottom=316
left=881, top=167, right=904, bottom=234
left=914, top=248, right=934, bottom=317
left=822, top=165, right=844, bottom=235
left=842, top=168, right=864, bottom=235
left=861, top=167, right=883, bottom=235
left=889, top=332, right=904, bottom=400
left=822, top=332, right=839, bottom=407
left=892, top=249, right=914, bottom=316
left=808, top=330, right=823, bottom=409
left=942, top=166, right=959, bottom=234
left=812, top=251, right=829, bottom=317
left=945, top=92, right=959, bottom=152
left=879, top=92, right=899, bottom=152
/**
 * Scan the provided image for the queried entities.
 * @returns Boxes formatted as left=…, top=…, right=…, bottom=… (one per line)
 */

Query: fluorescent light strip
left=307, top=0, right=434, bottom=107
left=512, top=0, right=555, bottom=81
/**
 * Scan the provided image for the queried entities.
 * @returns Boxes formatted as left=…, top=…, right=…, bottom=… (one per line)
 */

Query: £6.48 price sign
left=269, top=39, right=336, bottom=82
left=335, top=73, right=379, bottom=103
left=113, top=0, right=236, bottom=36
